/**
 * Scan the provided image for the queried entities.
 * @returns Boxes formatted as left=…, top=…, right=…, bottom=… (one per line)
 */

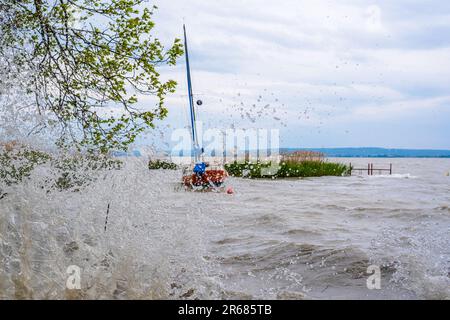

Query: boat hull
left=182, top=169, right=228, bottom=191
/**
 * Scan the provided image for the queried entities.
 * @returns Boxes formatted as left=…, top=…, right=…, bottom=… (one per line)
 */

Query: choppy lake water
left=1, top=158, right=449, bottom=299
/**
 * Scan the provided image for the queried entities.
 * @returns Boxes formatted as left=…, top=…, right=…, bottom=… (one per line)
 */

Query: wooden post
left=368, top=163, right=370, bottom=175
left=390, top=163, right=392, bottom=175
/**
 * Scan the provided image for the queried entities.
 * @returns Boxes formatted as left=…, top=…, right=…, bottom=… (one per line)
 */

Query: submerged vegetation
left=225, top=151, right=351, bottom=179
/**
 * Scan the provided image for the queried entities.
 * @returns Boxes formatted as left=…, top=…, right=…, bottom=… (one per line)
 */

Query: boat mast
left=183, top=24, right=200, bottom=162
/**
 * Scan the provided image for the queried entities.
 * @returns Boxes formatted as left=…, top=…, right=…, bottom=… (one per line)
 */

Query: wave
left=369, top=173, right=417, bottom=179
left=368, top=223, right=450, bottom=299
left=0, top=158, right=218, bottom=299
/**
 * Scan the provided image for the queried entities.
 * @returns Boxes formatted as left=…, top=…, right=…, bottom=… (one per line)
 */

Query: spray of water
left=0, top=155, right=223, bottom=299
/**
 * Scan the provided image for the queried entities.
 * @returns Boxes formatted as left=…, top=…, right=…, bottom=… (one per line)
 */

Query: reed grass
left=281, top=150, right=325, bottom=163
left=225, top=152, right=351, bottom=178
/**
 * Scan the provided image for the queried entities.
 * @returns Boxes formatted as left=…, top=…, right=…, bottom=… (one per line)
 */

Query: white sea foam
left=369, top=173, right=418, bottom=179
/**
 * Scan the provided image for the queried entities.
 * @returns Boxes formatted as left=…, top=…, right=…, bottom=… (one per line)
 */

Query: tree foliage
left=0, top=0, right=183, bottom=152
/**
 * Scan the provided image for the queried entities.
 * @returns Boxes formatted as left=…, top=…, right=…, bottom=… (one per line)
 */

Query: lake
left=1, top=158, right=449, bottom=299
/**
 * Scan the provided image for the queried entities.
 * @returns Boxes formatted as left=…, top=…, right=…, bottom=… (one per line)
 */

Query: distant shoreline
left=280, top=147, right=450, bottom=159
left=153, top=147, right=450, bottom=159
left=325, top=156, right=450, bottom=158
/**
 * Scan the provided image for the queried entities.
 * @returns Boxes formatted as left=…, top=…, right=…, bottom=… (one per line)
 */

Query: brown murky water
left=1, top=158, right=449, bottom=299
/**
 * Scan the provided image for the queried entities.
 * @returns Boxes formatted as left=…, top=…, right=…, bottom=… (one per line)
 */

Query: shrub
left=0, top=147, right=51, bottom=186
left=225, top=160, right=350, bottom=179
left=0, top=145, right=122, bottom=194
left=148, top=159, right=178, bottom=170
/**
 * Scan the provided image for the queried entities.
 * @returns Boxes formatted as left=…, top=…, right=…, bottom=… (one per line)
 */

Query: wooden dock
left=350, top=163, right=392, bottom=176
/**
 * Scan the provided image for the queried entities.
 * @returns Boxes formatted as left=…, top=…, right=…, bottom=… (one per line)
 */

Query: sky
left=139, top=0, right=450, bottom=149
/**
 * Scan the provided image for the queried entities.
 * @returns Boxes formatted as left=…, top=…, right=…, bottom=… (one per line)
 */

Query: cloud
left=352, top=95, right=450, bottom=119
left=365, top=5, right=385, bottom=33
left=141, top=0, right=450, bottom=149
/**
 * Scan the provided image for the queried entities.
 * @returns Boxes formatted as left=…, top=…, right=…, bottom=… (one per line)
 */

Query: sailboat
left=181, top=25, right=228, bottom=191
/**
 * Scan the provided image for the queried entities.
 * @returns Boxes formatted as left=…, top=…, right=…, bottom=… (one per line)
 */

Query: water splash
left=0, top=156, right=219, bottom=299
